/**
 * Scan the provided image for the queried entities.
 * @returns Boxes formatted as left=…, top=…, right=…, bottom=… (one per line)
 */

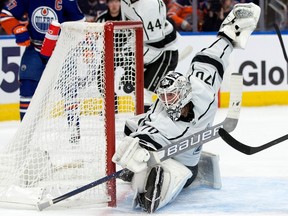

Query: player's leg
left=19, top=79, right=38, bottom=120
left=132, top=159, right=192, bottom=213
left=19, top=46, right=46, bottom=120
left=63, top=84, right=81, bottom=144
left=65, top=103, right=80, bottom=144
left=143, top=50, right=178, bottom=112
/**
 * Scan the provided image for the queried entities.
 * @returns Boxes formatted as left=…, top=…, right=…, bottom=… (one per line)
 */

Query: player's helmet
left=157, top=72, right=192, bottom=121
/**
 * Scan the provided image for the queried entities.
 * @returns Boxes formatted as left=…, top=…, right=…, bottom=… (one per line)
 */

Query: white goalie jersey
left=127, top=37, right=233, bottom=167
left=121, top=0, right=178, bottom=64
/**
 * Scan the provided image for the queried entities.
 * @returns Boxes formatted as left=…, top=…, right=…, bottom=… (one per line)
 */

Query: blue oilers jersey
left=3, top=0, right=84, bottom=41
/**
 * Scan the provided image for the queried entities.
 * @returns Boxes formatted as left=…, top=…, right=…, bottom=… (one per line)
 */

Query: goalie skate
left=218, top=2, right=261, bottom=49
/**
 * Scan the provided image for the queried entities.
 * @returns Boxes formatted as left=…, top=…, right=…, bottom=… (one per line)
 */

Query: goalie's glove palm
left=218, top=2, right=261, bottom=49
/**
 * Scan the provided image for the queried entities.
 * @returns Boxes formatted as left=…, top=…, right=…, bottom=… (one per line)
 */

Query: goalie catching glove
left=112, top=136, right=151, bottom=173
left=218, top=2, right=260, bottom=49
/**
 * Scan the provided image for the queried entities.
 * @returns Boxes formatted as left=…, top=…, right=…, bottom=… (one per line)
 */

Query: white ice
left=0, top=105, right=287, bottom=216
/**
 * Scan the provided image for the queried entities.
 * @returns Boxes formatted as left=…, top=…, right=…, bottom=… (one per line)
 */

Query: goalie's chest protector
left=8, top=0, right=84, bottom=41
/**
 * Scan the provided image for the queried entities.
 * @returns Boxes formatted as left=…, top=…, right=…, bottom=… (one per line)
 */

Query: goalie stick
left=217, top=24, right=288, bottom=155
left=274, top=23, right=288, bottom=63
left=178, top=45, right=193, bottom=61
left=37, top=73, right=243, bottom=211
left=218, top=128, right=288, bottom=155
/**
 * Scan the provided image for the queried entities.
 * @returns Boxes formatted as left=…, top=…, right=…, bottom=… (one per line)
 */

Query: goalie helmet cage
left=0, top=21, right=143, bottom=208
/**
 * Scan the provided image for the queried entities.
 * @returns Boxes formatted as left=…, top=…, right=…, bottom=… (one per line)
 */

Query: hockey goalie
left=112, top=2, right=261, bottom=213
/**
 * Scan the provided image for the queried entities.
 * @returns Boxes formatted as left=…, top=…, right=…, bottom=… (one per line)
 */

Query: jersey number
left=147, top=19, right=162, bottom=32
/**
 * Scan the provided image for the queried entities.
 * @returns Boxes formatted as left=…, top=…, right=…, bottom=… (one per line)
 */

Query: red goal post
left=104, top=21, right=144, bottom=207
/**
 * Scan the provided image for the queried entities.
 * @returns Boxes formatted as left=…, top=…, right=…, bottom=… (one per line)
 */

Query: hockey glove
left=12, top=25, right=30, bottom=46
left=218, top=2, right=260, bottom=49
left=112, top=136, right=150, bottom=173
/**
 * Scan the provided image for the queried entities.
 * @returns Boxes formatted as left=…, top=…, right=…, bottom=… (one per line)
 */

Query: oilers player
left=113, top=2, right=261, bottom=213
left=120, top=0, right=179, bottom=111
left=0, top=0, right=85, bottom=120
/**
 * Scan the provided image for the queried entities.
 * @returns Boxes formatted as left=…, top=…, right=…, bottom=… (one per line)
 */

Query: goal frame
left=104, top=21, right=144, bottom=207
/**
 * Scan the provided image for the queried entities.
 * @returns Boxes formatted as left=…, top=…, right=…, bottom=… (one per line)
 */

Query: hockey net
left=0, top=21, right=143, bottom=208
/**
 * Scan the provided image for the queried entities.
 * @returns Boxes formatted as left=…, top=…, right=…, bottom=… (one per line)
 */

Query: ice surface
left=0, top=106, right=287, bottom=215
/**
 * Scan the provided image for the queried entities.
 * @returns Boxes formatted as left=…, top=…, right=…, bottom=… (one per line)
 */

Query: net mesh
left=0, top=21, right=141, bottom=207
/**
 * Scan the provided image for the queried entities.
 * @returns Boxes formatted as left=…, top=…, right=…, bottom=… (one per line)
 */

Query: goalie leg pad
left=189, top=151, right=222, bottom=189
left=131, top=167, right=150, bottom=209
left=218, top=2, right=261, bottom=49
left=131, top=159, right=192, bottom=213
left=143, top=165, right=164, bottom=213
left=157, top=159, right=192, bottom=210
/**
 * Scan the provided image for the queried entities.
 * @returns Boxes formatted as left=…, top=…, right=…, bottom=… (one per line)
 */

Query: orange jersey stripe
left=20, top=103, right=30, bottom=108
left=0, top=14, right=21, bottom=34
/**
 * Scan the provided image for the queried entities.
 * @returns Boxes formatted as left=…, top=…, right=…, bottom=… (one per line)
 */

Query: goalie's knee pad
left=218, top=2, right=261, bottom=49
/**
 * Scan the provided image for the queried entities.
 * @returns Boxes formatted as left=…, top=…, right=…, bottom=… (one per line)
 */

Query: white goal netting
left=0, top=21, right=143, bottom=208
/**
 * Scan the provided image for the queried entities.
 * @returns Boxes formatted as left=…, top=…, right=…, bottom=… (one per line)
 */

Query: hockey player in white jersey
left=113, top=2, right=261, bottom=213
left=120, top=0, right=179, bottom=111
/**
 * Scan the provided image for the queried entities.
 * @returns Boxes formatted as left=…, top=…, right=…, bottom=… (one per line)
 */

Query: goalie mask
left=157, top=72, right=193, bottom=121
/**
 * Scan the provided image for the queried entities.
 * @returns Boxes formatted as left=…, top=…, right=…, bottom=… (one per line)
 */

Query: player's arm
left=167, top=2, right=191, bottom=31
left=187, top=2, right=260, bottom=119
left=0, top=1, right=30, bottom=46
left=188, top=37, right=233, bottom=96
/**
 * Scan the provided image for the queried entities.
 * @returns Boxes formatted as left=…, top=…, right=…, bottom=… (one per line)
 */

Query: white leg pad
left=131, top=167, right=150, bottom=208
left=157, top=159, right=192, bottom=210
left=131, top=167, right=149, bottom=193
left=190, top=151, right=222, bottom=189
